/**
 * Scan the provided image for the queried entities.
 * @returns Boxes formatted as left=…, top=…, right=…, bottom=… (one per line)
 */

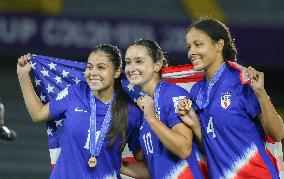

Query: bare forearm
left=192, top=126, right=203, bottom=150
left=257, top=89, right=284, bottom=141
left=147, top=116, right=192, bottom=159
left=18, top=74, right=49, bottom=122
left=179, top=114, right=203, bottom=151
left=121, top=161, right=150, bottom=179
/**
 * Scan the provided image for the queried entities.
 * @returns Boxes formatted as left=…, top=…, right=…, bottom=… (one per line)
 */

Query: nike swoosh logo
left=75, top=107, right=87, bottom=112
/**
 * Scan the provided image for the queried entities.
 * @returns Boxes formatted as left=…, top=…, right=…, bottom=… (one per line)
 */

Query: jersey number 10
left=143, top=132, right=154, bottom=154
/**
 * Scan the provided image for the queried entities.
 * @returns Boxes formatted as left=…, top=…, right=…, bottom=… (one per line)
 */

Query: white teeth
left=90, top=79, right=101, bottom=83
left=130, top=74, right=140, bottom=78
left=192, top=58, right=202, bottom=65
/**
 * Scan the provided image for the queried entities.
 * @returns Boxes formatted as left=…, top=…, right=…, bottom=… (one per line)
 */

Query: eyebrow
left=87, top=62, right=108, bottom=66
left=193, top=40, right=202, bottom=43
left=125, top=56, right=144, bottom=61
left=133, top=57, right=144, bottom=60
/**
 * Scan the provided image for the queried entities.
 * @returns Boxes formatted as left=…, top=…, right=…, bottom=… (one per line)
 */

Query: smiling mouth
left=89, top=79, right=101, bottom=84
left=192, top=58, right=202, bottom=65
left=129, top=74, right=141, bottom=79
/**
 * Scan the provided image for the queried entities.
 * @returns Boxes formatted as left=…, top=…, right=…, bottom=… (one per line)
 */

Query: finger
left=255, top=71, right=260, bottom=80
left=187, top=99, right=192, bottom=109
left=137, top=96, right=143, bottom=103
left=17, top=57, right=22, bottom=65
left=259, top=71, right=264, bottom=79
left=248, top=67, right=256, bottom=80
left=136, top=97, right=142, bottom=105
left=144, top=95, right=152, bottom=101
left=179, top=98, right=186, bottom=106
left=184, top=99, right=192, bottom=111
left=177, top=103, right=185, bottom=112
left=178, top=110, right=186, bottom=116
left=23, top=54, right=30, bottom=63
left=18, top=56, right=25, bottom=66
left=136, top=100, right=143, bottom=110
left=27, top=53, right=31, bottom=61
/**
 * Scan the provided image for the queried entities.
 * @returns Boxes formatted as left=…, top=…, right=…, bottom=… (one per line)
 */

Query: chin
left=128, top=80, right=140, bottom=86
left=88, top=84, right=102, bottom=91
left=193, top=64, right=204, bottom=71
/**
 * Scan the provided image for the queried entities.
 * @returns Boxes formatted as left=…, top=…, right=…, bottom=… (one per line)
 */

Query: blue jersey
left=138, top=81, right=204, bottom=179
left=49, top=82, right=141, bottom=179
left=190, top=63, right=279, bottom=179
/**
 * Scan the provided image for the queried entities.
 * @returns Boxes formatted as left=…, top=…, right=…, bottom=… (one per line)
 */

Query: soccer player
left=123, top=39, right=205, bottom=178
left=17, top=45, right=142, bottom=178
left=178, top=18, right=284, bottom=178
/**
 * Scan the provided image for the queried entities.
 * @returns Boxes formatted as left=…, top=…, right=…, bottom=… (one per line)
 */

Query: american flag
left=30, top=54, right=283, bottom=178
left=30, top=54, right=87, bottom=168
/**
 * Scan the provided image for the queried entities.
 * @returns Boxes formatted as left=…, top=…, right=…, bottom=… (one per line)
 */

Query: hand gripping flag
left=30, top=54, right=283, bottom=178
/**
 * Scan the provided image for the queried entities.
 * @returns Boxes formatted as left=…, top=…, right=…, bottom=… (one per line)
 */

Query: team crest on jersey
left=172, top=96, right=186, bottom=113
left=221, top=92, right=232, bottom=109
left=221, top=92, right=231, bottom=109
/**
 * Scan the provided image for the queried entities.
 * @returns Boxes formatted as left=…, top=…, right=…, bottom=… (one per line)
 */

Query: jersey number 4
left=207, top=117, right=216, bottom=138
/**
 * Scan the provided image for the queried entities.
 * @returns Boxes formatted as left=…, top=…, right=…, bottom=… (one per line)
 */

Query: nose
left=187, top=46, right=196, bottom=60
left=126, top=63, right=136, bottom=73
left=90, top=68, right=99, bottom=76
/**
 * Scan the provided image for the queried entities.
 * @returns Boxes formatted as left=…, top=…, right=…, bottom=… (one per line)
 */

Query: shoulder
left=218, top=63, right=246, bottom=90
left=223, top=64, right=257, bottom=101
left=161, top=82, right=189, bottom=111
left=189, top=79, right=204, bottom=100
left=55, top=82, right=89, bottom=101
left=71, top=82, right=89, bottom=96
left=161, top=81, right=190, bottom=97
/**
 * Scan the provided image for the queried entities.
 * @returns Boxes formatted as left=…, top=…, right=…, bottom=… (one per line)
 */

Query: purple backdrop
left=0, top=13, right=283, bottom=67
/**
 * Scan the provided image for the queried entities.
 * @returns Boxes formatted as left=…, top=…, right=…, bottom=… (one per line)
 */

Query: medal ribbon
left=154, top=81, right=162, bottom=119
left=89, top=90, right=115, bottom=157
left=196, top=63, right=226, bottom=109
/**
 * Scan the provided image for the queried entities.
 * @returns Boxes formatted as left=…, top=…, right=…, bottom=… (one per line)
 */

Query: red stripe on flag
left=122, top=157, right=137, bottom=163
left=161, top=64, right=195, bottom=73
left=163, top=74, right=204, bottom=83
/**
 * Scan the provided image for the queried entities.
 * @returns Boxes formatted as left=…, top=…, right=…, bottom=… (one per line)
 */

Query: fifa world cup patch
left=221, top=92, right=231, bottom=109
left=172, top=96, right=186, bottom=113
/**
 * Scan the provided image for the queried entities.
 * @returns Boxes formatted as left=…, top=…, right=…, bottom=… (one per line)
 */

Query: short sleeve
left=126, top=104, right=143, bottom=152
left=189, top=82, right=201, bottom=111
left=165, top=84, right=190, bottom=128
left=242, top=84, right=261, bottom=119
left=49, top=86, right=72, bottom=120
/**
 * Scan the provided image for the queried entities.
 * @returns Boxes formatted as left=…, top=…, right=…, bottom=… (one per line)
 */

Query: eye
left=86, top=64, right=92, bottom=69
left=136, top=59, right=143, bottom=64
left=195, top=42, right=202, bottom=48
left=186, top=44, right=191, bottom=50
left=125, top=60, right=131, bottom=65
left=97, top=65, right=106, bottom=70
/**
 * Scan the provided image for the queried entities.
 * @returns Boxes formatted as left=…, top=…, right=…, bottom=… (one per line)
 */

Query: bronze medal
left=88, top=156, right=97, bottom=168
